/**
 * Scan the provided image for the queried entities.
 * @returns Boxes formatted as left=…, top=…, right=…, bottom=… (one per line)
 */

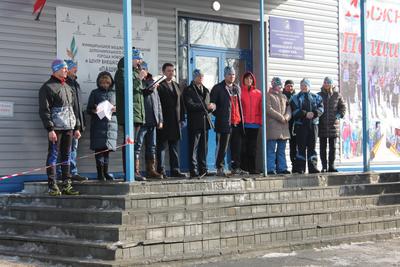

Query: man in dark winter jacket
left=290, top=78, right=324, bottom=174
left=135, top=62, right=164, bottom=179
left=183, top=69, right=212, bottom=178
left=282, top=80, right=297, bottom=172
left=56, top=60, right=88, bottom=181
left=209, top=66, right=248, bottom=177
left=114, top=48, right=146, bottom=180
left=157, top=63, right=186, bottom=178
left=38, top=59, right=80, bottom=196
left=318, top=77, right=346, bottom=172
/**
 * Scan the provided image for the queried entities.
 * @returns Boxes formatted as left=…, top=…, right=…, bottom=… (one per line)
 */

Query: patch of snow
left=19, top=243, right=48, bottom=254
left=325, top=256, right=352, bottom=266
left=313, top=241, right=374, bottom=252
left=262, top=251, right=297, bottom=258
left=29, top=226, right=75, bottom=239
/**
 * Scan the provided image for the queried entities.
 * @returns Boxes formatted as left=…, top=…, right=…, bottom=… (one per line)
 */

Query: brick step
left=4, top=192, right=400, bottom=226
left=22, top=172, right=389, bottom=196
left=0, top=216, right=399, bottom=266
left=2, top=193, right=397, bottom=243
left=6, top=182, right=400, bottom=211
left=2, top=201, right=400, bottom=245
left=0, top=220, right=121, bottom=242
left=4, top=206, right=125, bottom=224
left=0, top=234, right=122, bottom=261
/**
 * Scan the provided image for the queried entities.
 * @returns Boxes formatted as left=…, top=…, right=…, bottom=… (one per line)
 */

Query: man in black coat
left=156, top=63, right=186, bottom=178
left=318, top=77, right=346, bottom=172
left=183, top=69, right=212, bottom=178
left=56, top=60, right=88, bottom=181
left=209, top=66, right=248, bottom=177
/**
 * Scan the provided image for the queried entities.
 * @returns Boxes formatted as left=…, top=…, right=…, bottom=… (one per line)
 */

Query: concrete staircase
left=0, top=172, right=400, bottom=266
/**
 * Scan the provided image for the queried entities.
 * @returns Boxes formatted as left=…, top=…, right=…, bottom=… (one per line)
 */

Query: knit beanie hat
left=132, top=49, right=143, bottom=60
left=224, top=66, right=236, bottom=76
left=324, top=76, right=333, bottom=85
left=193, top=68, right=204, bottom=78
left=300, top=78, right=311, bottom=88
left=64, top=60, right=77, bottom=70
left=285, top=80, right=294, bottom=86
left=51, top=59, right=68, bottom=73
left=271, top=77, right=283, bottom=88
left=141, top=61, right=148, bottom=70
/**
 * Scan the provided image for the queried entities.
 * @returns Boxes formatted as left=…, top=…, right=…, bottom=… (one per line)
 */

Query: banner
left=339, top=0, right=400, bottom=164
left=56, top=6, right=158, bottom=104
left=269, top=16, right=304, bottom=60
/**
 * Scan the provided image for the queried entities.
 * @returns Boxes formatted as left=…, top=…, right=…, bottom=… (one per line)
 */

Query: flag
left=66, top=36, right=78, bottom=60
left=33, top=0, right=47, bottom=21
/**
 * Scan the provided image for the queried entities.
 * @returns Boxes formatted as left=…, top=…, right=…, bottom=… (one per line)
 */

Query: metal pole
left=123, top=0, right=135, bottom=181
left=259, top=0, right=268, bottom=176
left=360, top=0, right=370, bottom=172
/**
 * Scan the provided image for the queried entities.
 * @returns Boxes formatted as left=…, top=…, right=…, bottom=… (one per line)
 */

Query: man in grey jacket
left=38, top=59, right=81, bottom=196
left=56, top=60, right=88, bottom=181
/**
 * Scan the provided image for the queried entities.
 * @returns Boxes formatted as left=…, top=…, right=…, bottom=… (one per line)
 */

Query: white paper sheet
left=96, top=100, right=114, bottom=120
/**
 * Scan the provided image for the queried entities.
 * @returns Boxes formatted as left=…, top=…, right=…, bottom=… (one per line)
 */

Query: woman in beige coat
left=266, top=77, right=292, bottom=175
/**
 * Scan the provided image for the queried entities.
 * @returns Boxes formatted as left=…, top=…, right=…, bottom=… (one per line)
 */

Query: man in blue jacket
left=290, top=78, right=324, bottom=174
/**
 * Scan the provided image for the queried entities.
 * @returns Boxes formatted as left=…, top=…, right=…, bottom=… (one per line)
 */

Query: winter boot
left=146, top=158, right=163, bottom=179
left=61, top=179, right=79, bottom=195
left=48, top=181, right=61, bottom=196
left=103, top=164, right=115, bottom=181
left=96, top=161, right=106, bottom=182
left=135, top=158, right=146, bottom=181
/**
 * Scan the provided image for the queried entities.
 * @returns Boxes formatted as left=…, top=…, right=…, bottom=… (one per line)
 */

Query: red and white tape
left=0, top=136, right=135, bottom=182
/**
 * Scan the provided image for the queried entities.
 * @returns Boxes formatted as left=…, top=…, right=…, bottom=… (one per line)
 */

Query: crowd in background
left=38, top=48, right=346, bottom=196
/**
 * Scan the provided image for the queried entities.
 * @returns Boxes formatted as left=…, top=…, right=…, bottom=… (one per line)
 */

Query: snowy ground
left=193, top=238, right=400, bottom=267
left=1, top=238, right=400, bottom=266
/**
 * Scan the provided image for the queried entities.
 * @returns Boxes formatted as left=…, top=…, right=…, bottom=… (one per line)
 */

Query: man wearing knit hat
left=39, top=59, right=81, bottom=196
left=115, top=48, right=147, bottom=181
left=183, top=68, right=212, bottom=178
left=210, top=66, right=248, bottom=177
left=282, top=79, right=297, bottom=172
left=317, top=77, right=346, bottom=172
left=134, top=62, right=163, bottom=179
left=56, top=60, right=88, bottom=181
left=289, top=78, right=324, bottom=174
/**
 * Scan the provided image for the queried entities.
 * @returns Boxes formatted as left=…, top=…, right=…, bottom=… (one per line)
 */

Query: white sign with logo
left=56, top=6, right=158, bottom=104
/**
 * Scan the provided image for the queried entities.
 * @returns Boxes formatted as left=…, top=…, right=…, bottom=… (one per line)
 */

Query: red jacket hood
left=241, top=71, right=257, bottom=90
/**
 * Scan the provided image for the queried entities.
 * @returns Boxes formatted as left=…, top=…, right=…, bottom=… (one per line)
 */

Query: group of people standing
left=38, top=47, right=346, bottom=196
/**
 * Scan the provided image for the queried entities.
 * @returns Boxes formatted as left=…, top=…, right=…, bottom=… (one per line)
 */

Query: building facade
left=0, top=0, right=339, bottom=191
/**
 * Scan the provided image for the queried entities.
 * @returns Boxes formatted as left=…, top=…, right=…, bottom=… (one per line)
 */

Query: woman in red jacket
left=240, top=72, right=262, bottom=174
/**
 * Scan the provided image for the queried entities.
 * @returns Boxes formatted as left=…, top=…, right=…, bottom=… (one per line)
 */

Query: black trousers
left=156, top=139, right=180, bottom=173
left=319, top=137, right=337, bottom=170
left=294, top=124, right=319, bottom=173
left=241, top=128, right=259, bottom=172
left=95, top=149, right=110, bottom=165
left=46, top=130, right=73, bottom=184
left=215, top=133, right=230, bottom=169
left=188, top=128, right=208, bottom=174
left=230, top=125, right=243, bottom=169
left=288, top=134, right=297, bottom=168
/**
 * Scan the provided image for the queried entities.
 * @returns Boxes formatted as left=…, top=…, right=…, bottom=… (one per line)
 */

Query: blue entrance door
left=188, top=46, right=251, bottom=171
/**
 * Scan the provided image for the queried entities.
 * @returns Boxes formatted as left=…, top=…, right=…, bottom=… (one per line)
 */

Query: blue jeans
left=267, top=139, right=288, bottom=172
left=135, top=125, right=157, bottom=159
left=56, top=137, right=78, bottom=176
